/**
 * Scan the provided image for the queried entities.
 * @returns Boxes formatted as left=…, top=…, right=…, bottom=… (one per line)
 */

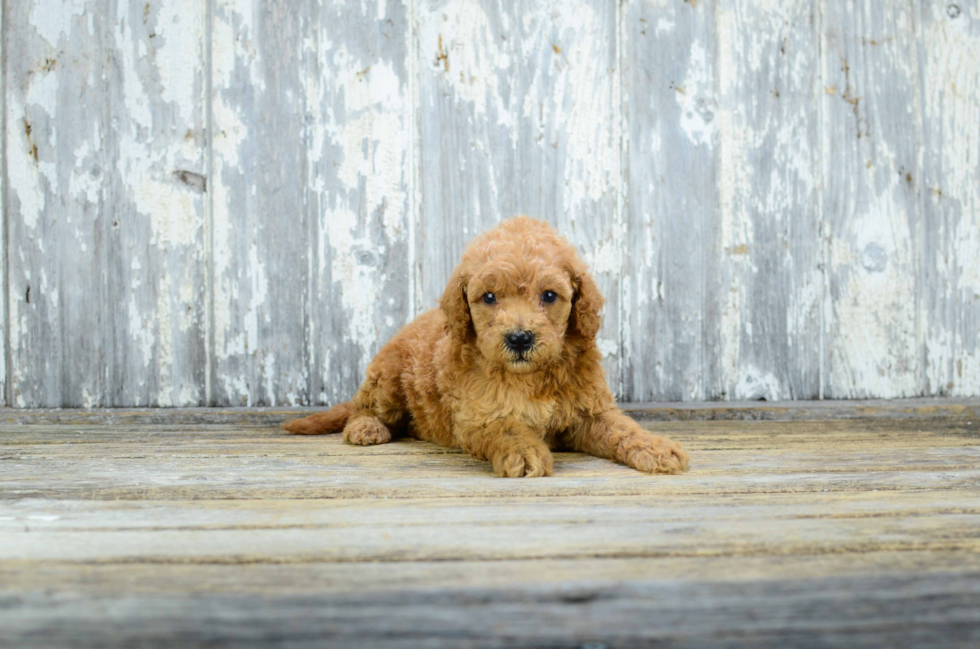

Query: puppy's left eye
left=542, top=290, right=558, bottom=304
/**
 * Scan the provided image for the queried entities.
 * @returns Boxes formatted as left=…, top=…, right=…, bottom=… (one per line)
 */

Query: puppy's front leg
left=565, top=410, right=689, bottom=475
left=458, top=419, right=553, bottom=478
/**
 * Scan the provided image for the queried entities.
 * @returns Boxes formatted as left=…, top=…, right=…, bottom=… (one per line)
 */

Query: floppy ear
left=569, top=271, right=604, bottom=340
left=440, top=266, right=473, bottom=342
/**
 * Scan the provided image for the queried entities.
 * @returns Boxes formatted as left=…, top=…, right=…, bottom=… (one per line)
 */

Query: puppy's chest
left=457, top=383, right=567, bottom=433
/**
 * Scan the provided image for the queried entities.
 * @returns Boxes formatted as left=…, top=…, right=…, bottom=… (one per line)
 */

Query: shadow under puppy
left=284, top=216, right=689, bottom=477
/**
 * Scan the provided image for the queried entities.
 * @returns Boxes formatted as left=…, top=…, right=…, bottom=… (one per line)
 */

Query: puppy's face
left=465, top=266, right=574, bottom=373
left=440, top=217, right=605, bottom=373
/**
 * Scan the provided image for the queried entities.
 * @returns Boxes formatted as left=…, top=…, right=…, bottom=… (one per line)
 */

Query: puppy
left=284, top=216, right=689, bottom=477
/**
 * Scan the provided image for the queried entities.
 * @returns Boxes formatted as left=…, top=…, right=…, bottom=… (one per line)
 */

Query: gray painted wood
left=417, top=0, right=622, bottom=385
left=711, top=0, right=822, bottom=401
left=918, top=0, right=980, bottom=397
left=308, top=0, right=413, bottom=406
left=821, top=0, right=923, bottom=398
left=2, top=412, right=980, bottom=646
left=1, top=2, right=5, bottom=407
left=623, top=0, right=719, bottom=401
left=5, top=0, right=109, bottom=407
left=210, top=0, right=313, bottom=406
left=2, top=0, right=980, bottom=406
left=105, top=0, right=209, bottom=406
left=5, top=573, right=979, bottom=648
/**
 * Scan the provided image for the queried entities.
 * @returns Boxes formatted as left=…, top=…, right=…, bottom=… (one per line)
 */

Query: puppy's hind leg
left=283, top=402, right=354, bottom=435
left=343, top=412, right=395, bottom=446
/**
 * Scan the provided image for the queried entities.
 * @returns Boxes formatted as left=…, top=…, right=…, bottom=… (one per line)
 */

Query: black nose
left=505, top=330, right=535, bottom=353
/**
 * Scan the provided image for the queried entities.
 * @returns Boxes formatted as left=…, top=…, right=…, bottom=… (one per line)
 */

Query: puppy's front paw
left=622, top=434, right=690, bottom=475
left=491, top=441, right=553, bottom=478
left=343, top=417, right=393, bottom=446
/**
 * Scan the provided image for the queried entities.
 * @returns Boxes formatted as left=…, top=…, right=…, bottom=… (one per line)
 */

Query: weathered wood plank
left=919, top=0, right=980, bottom=397
left=104, top=0, right=208, bottom=406
left=2, top=571, right=978, bottom=648
left=4, top=396, right=980, bottom=425
left=3, top=509, right=979, bottom=563
left=2, top=412, right=979, bottom=646
left=5, top=1, right=109, bottom=407
left=308, top=0, right=413, bottom=406
left=2, top=414, right=978, bottom=446
left=5, top=551, right=980, bottom=594
left=2, top=455, right=978, bottom=503
left=417, top=0, right=622, bottom=387
left=4, top=490, right=979, bottom=536
left=1, top=2, right=5, bottom=408
left=821, top=0, right=923, bottom=398
left=210, top=0, right=312, bottom=406
left=4, top=419, right=979, bottom=455
left=623, top=0, right=718, bottom=401
left=713, top=0, right=821, bottom=400
left=1, top=417, right=977, bottom=501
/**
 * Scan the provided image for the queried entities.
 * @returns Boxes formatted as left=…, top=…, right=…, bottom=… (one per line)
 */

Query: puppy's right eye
left=482, top=292, right=497, bottom=305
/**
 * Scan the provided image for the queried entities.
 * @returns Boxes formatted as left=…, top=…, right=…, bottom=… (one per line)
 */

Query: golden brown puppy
left=284, top=216, right=689, bottom=477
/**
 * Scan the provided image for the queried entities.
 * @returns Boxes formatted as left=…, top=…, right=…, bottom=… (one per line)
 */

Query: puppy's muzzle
left=504, top=330, right=535, bottom=354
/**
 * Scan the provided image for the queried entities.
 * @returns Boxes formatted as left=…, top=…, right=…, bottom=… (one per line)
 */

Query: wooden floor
left=2, top=402, right=980, bottom=648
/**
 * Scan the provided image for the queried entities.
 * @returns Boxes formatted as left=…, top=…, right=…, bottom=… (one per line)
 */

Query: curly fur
left=284, top=217, right=689, bottom=477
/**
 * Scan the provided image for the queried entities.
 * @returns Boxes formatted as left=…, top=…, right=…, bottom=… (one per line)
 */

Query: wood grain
left=308, top=0, right=413, bottom=406
left=416, top=0, right=622, bottom=384
left=2, top=572, right=979, bottom=647
left=3, top=1, right=980, bottom=406
left=210, top=0, right=313, bottom=406
left=105, top=0, right=209, bottom=406
left=713, top=0, right=821, bottom=400
left=918, top=0, right=980, bottom=397
left=1, top=411, right=979, bottom=646
left=0, top=2, right=5, bottom=408
left=820, top=0, right=923, bottom=398
left=623, top=0, right=718, bottom=402
left=5, top=0, right=108, bottom=407
left=4, top=396, right=980, bottom=425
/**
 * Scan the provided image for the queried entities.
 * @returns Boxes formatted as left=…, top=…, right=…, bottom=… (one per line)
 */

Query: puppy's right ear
left=440, top=266, right=472, bottom=342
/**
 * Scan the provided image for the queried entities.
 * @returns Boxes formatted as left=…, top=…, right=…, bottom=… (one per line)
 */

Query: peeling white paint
left=597, top=338, right=618, bottom=359
left=329, top=60, right=408, bottom=244
left=423, top=0, right=513, bottom=125
left=212, top=0, right=265, bottom=92
left=919, top=1, right=980, bottom=396
left=677, top=42, right=715, bottom=147
left=0, top=3, right=4, bottom=402
left=735, top=365, right=783, bottom=401
left=8, top=100, right=46, bottom=231
left=152, top=0, right=205, bottom=117
left=30, top=0, right=86, bottom=47
left=554, top=1, right=617, bottom=212
left=5, top=0, right=980, bottom=407
left=583, top=234, right=619, bottom=276
left=827, top=191, right=919, bottom=397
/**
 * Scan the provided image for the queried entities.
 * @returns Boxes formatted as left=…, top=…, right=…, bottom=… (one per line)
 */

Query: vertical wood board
left=417, top=0, right=622, bottom=389
left=624, top=0, right=719, bottom=401
left=821, top=0, right=923, bottom=399
left=210, top=0, right=311, bottom=406
left=308, top=0, right=413, bottom=406
left=918, top=0, right=980, bottom=396
left=104, top=0, right=208, bottom=406
left=5, top=0, right=108, bottom=407
left=1, top=0, right=6, bottom=406
left=712, top=0, right=822, bottom=400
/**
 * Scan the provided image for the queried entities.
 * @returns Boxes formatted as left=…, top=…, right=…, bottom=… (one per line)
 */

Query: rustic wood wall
left=2, top=0, right=978, bottom=407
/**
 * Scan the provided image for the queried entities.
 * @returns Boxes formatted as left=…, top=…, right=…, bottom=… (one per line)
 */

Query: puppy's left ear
left=440, top=266, right=473, bottom=342
left=570, top=271, right=604, bottom=340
